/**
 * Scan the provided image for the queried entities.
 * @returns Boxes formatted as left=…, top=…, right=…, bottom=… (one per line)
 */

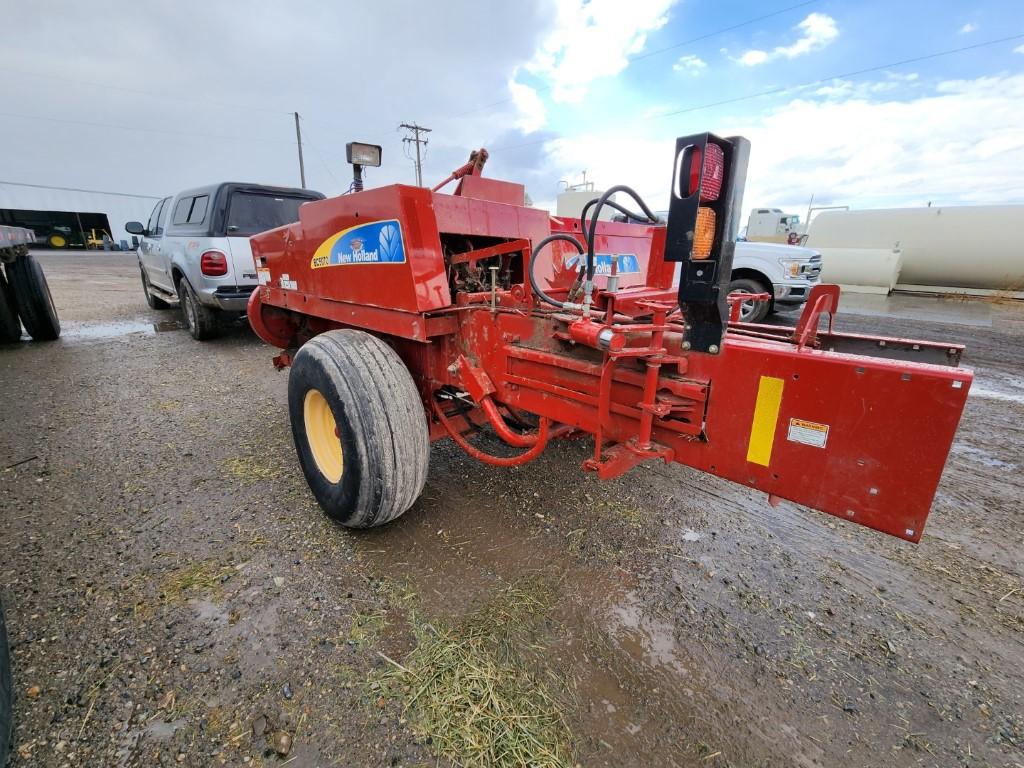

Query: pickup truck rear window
left=225, top=192, right=313, bottom=237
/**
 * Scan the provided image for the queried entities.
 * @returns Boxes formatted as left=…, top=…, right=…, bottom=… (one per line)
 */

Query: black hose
left=529, top=233, right=585, bottom=308
left=583, top=185, right=659, bottom=281
left=579, top=198, right=653, bottom=239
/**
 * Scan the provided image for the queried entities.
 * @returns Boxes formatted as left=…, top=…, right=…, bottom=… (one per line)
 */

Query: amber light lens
left=692, top=207, right=716, bottom=259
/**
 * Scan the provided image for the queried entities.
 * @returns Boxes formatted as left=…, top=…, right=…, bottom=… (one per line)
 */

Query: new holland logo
left=310, top=219, right=406, bottom=268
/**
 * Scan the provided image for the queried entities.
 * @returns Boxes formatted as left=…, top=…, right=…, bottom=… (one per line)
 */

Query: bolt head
left=682, top=341, right=691, bottom=350
left=708, top=344, right=719, bottom=354
left=447, top=363, right=458, bottom=374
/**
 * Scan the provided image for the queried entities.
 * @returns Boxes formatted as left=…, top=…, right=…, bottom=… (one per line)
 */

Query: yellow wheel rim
left=303, top=388, right=344, bottom=483
left=50, top=234, right=66, bottom=247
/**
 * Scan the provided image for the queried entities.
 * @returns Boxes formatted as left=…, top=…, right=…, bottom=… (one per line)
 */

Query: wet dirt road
left=1, top=252, right=1021, bottom=767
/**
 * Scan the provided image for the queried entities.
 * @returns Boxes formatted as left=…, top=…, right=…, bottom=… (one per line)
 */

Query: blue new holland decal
left=565, top=253, right=640, bottom=275
left=311, top=219, right=406, bottom=268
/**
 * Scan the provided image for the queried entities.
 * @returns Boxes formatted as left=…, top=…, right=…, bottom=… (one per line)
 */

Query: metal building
left=0, top=181, right=159, bottom=249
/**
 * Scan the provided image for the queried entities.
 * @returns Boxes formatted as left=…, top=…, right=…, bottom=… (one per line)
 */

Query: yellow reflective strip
left=746, top=376, right=784, bottom=466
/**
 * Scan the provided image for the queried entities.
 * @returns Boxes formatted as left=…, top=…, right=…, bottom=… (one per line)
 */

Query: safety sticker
left=787, top=418, right=829, bottom=448
left=257, top=268, right=271, bottom=285
left=565, top=253, right=640, bottom=275
left=279, top=273, right=297, bottom=291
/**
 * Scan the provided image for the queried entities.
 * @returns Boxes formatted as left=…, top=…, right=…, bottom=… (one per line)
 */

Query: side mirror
left=125, top=221, right=146, bottom=236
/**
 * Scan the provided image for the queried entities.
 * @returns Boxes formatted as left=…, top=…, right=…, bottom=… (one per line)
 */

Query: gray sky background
left=0, top=1, right=555, bottom=198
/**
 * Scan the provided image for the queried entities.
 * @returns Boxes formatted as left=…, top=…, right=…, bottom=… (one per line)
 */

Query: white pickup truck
left=729, top=240, right=822, bottom=322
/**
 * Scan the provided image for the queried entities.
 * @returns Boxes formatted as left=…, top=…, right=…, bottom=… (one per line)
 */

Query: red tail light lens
left=200, top=250, right=228, bottom=276
left=696, top=142, right=724, bottom=202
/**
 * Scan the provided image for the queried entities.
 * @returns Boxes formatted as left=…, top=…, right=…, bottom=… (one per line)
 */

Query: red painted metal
left=250, top=173, right=973, bottom=544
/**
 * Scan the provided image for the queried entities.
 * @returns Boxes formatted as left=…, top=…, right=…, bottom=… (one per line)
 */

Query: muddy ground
left=1, top=251, right=1021, bottom=767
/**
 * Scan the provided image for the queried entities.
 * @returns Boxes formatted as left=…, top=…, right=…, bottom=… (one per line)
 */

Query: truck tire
left=177, top=278, right=220, bottom=340
left=0, top=602, right=12, bottom=768
left=141, top=267, right=171, bottom=310
left=7, top=254, right=60, bottom=341
left=727, top=277, right=770, bottom=323
left=288, top=329, right=429, bottom=528
left=0, top=269, right=22, bottom=343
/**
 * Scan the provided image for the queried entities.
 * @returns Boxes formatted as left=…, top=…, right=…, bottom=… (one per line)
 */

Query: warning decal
left=787, top=418, right=829, bottom=448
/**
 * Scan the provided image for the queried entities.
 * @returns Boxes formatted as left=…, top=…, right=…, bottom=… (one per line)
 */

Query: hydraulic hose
left=528, top=233, right=585, bottom=308
left=579, top=198, right=657, bottom=239
left=583, top=185, right=660, bottom=281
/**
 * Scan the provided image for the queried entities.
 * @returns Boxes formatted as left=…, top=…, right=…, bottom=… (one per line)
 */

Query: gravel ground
left=1, top=251, right=1021, bottom=767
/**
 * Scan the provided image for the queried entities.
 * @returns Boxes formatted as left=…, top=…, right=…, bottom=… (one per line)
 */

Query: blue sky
left=1, top=0, right=1021, bottom=217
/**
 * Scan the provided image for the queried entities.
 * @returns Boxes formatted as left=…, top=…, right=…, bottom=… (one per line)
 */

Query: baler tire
left=7, top=254, right=60, bottom=341
left=288, top=329, right=429, bottom=528
left=0, top=268, right=22, bottom=343
left=0, top=602, right=12, bottom=768
left=178, top=278, right=220, bottom=340
left=727, top=277, right=770, bottom=324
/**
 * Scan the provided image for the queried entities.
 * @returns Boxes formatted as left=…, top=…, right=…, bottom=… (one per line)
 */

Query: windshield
left=225, top=192, right=314, bottom=236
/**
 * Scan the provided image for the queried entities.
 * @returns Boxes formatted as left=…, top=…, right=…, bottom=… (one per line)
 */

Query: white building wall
left=0, top=182, right=160, bottom=245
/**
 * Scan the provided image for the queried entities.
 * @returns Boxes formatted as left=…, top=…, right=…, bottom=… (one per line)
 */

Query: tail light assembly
left=200, top=250, right=229, bottom=277
left=664, top=132, right=750, bottom=353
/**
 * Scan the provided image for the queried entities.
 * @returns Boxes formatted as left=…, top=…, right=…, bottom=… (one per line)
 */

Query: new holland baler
left=247, top=134, right=971, bottom=541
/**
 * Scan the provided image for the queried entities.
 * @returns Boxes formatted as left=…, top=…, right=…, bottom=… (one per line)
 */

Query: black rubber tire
left=141, top=266, right=171, bottom=310
left=7, top=254, right=60, bottom=341
left=0, top=268, right=22, bottom=344
left=0, top=602, right=12, bottom=768
left=288, top=329, right=429, bottom=528
left=177, top=278, right=220, bottom=340
left=728, top=277, right=771, bottom=324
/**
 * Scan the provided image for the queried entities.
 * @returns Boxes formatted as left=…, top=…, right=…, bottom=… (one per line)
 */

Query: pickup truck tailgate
left=225, top=237, right=259, bottom=285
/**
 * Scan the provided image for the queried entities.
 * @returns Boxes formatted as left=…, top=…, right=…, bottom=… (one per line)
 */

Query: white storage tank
left=805, top=205, right=1024, bottom=291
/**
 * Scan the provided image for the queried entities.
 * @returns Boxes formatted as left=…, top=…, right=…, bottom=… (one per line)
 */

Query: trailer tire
left=0, top=268, right=22, bottom=343
left=7, top=254, right=60, bottom=341
left=727, top=277, right=770, bottom=323
left=288, top=329, right=429, bottom=528
left=178, top=278, right=220, bottom=340
left=0, top=602, right=12, bottom=768
left=141, top=267, right=171, bottom=310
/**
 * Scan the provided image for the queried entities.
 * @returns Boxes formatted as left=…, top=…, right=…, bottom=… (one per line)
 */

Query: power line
left=654, top=31, right=1024, bottom=118
left=0, top=180, right=162, bottom=199
left=443, top=0, right=820, bottom=120
left=4, top=67, right=290, bottom=117
left=0, top=110, right=290, bottom=145
left=488, top=32, right=1024, bottom=153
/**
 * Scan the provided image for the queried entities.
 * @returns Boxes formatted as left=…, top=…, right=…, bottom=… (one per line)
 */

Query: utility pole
left=399, top=122, right=431, bottom=186
left=294, top=112, right=306, bottom=189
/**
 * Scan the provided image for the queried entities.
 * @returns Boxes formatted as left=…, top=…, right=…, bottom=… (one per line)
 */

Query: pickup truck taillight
left=200, top=250, right=228, bottom=277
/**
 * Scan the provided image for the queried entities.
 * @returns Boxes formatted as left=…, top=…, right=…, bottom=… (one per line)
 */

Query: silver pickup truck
left=126, top=183, right=323, bottom=340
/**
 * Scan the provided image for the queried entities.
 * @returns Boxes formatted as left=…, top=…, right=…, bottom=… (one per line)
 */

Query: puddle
left=968, top=371, right=1024, bottom=405
left=950, top=443, right=1017, bottom=470
left=60, top=319, right=184, bottom=341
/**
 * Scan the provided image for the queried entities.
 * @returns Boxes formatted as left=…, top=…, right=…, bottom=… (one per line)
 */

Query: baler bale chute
left=247, top=133, right=971, bottom=542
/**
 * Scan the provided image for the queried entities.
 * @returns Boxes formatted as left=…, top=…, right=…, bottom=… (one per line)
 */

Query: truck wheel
left=728, top=277, right=770, bottom=323
left=288, top=329, right=429, bottom=528
left=0, top=602, right=12, bottom=768
left=47, top=233, right=67, bottom=248
left=177, top=278, right=220, bottom=340
left=7, top=254, right=60, bottom=341
left=0, top=269, right=22, bottom=343
left=141, top=267, right=170, bottom=310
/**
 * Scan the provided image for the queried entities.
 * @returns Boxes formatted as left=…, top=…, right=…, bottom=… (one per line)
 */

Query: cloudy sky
left=1, top=0, right=1022, bottom=217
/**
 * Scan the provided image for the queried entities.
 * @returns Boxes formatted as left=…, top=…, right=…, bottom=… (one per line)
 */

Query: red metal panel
left=457, top=175, right=526, bottom=207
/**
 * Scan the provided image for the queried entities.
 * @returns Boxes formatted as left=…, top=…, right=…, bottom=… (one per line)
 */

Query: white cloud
left=958, top=22, right=977, bottom=34
left=737, top=13, right=839, bottom=67
left=673, top=54, right=707, bottom=75
left=1015, top=44, right=1024, bottom=54
left=509, top=80, right=547, bottom=133
left=532, top=73, right=1024, bottom=215
left=524, top=0, right=677, bottom=102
